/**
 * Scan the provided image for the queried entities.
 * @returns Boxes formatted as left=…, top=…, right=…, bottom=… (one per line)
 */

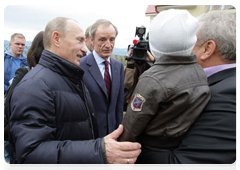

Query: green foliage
left=111, top=54, right=127, bottom=67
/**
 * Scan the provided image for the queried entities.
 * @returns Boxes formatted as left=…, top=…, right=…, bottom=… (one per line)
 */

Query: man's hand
left=146, top=51, right=155, bottom=62
left=104, top=124, right=141, bottom=164
left=126, top=46, right=155, bottom=63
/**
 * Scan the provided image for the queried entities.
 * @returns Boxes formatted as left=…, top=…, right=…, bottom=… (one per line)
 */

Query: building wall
left=150, top=15, right=155, bottom=22
left=187, top=5, right=207, bottom=17
left=149, top=5, right=207, bottom=22
left=147, top=5, right=235, bottom=22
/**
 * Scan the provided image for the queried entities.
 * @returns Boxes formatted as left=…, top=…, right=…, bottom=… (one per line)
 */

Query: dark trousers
left=136, top=146, right=174, bottom=164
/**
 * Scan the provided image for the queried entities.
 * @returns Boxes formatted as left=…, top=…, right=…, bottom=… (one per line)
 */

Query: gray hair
left=89, top=19, right=118, bottom=39
left=43, top=17, right=77, bottom=50
left=197, top=11, right=236, bottom=62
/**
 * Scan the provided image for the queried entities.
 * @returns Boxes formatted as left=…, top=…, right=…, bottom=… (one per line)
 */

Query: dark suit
left=136, top=68, right=236, bottom=164
left=80, top=53, right=124, bottom=137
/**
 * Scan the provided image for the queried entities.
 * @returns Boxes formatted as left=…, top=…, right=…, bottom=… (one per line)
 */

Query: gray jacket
left=119, top=54, right=211, bottom=148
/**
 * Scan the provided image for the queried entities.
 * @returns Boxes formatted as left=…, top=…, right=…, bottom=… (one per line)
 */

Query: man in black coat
left=136, top=11, right=236, bottom=164
left=9, top=17, right=141, bottom=164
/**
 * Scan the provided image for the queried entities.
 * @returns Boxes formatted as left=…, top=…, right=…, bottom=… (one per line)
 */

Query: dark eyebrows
left=15, top=42, right=25, bottom=46
left=98, top=36, right=115, bottom=41
left=77, top=36, right=85, bottom=41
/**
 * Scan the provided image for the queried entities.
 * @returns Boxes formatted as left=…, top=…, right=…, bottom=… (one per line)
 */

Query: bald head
left=43, top=17, right=87, bottom=66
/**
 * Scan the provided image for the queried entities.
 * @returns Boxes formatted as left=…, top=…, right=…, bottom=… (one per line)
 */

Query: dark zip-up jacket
left=9, top=50, right=107, bottom=164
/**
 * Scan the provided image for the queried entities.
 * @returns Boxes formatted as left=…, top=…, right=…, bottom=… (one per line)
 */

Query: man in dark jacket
left=135, top=11, right=236, bottom=164
left=9, top=17, right=141, bottom=164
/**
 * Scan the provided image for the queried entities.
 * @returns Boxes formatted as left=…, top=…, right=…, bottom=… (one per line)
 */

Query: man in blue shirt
left=4, top=33, right=28, bottom=163
left=4, top=33, right=29, bottom=94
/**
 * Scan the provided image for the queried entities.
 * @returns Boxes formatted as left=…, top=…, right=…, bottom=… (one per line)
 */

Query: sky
left=3, top=3, right=151, bottom=49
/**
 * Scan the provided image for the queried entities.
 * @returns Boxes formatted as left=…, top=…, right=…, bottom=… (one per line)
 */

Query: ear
left=52, top=31, right=61, bottom=47
left=200, top=40, right=217, bottom=60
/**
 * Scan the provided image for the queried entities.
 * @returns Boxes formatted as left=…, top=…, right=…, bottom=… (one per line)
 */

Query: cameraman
left=123, top=44, right=155, bottom=111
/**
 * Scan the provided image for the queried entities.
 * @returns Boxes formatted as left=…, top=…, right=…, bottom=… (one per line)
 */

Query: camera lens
left=138, top=28, right=145, bottom=35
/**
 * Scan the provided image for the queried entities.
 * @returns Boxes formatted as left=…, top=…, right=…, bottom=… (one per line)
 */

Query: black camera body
left=126, top=26, right=149, bottom=63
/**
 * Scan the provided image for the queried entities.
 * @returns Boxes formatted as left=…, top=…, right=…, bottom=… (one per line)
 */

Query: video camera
left=125, top=26, right=149, bottom=63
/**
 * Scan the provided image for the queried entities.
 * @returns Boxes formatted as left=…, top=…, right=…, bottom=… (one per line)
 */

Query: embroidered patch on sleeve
left=131, top=93, right=146, bottom=111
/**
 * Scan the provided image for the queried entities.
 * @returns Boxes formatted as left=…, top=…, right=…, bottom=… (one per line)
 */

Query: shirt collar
left=204, top=63, right=236, bottom=77
left=93, top=50, right=110, bottom=65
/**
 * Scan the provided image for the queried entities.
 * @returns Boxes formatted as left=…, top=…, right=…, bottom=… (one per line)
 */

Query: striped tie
left=104, top=60, right=111, bottom=99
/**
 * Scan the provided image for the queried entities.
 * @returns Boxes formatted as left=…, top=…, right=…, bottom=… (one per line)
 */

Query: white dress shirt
left=93, top=50, right=111, bottom=79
